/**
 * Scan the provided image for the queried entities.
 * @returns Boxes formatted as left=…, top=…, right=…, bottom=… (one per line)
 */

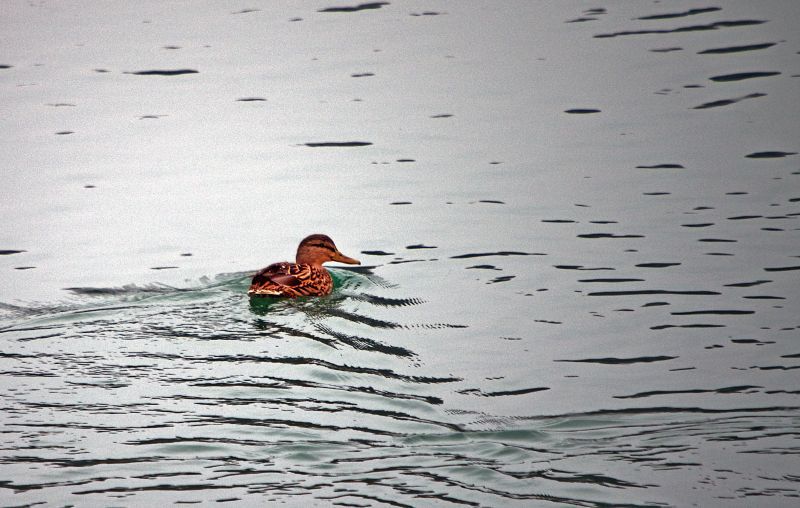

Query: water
left=2, top=1, right=799, bottom=506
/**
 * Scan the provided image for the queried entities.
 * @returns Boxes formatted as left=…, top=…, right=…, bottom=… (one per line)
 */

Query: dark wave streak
left=450, top=251, right=546, bottom=259
left=349, top=294, right=426, bottom=307
left=303, top=141, right=373, bottom=147
left=406, top=469, right=653, bottom=506
left=129, top=352, right=461, bottom=384
left=72, top=482, right=253, bottom=495
left=519, top=405, right=800, bottom=421
left=725, top=279, right=771, bottom=287
left=764, top=265, right=800, bottom=272
left=670, top=309, right=754, bottom=315
left=698, top=42, right=777, bottom=54
left=636, top=7, right=721, bottom=20
left=614, top=385, right=763, bottom=399
left=459, top=386, right=550, bottom=397
left=318, top=2, right=389, bottom=13
left=555, top=356, right=677, bottom=365
left=594, top=19, right=766, bottom=39
left=124, top=69, right=199, bottom=76
left=192, top=378, right=442, bottom=405
left=588, top=290, right=720, bottom=296
left=651, top=324, right=726, bottom=330
left=185, top=415, right=405, bottom=437
left=251, top=318, right=337, bottom=348
left=324, top=307, right=404, bottom=329
left=578, top=278, right=644, bottom=283
left=709, top=71, right=780, bottom=82
left=693, top=93, right=766, bottom=109
left=162, top=393, right=459, bottom=431
left=578, top=233, right=644, bottom=239
left=314, top=323, right=416, bottom=358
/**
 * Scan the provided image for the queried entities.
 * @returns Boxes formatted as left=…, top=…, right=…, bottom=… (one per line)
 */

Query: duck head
left=296, top=234, right=361, bottom=267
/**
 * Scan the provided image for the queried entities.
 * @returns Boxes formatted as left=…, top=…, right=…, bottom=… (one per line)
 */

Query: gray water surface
left=2, top=1, right=799, bottom=506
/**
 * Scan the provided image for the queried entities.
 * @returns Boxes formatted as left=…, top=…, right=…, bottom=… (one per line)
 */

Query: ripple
left=125, top=69, right=199, bottom=76
left=303, top=141, right=373, bottom=147
left=725, top=279, right=772, bottom=288
left=64, top=283, right=191, bottom=295
left=693, top=93, right=766, bottom=110
left=709, top=71, right=781, bottom=82
left=670, top=309, right=754, bottom=315
left=487, top=275, right=515, bottom=284
left=577, top=233, right=644, bottom=239
left=745, top=151, right=797, bottom=158
left=566, top=17, right=599, bottom=24
left=138, top=352, right=461, bottom=384
left=350, top=294, right=425, bottom=307
left=578, top=278, right=644, bottom=283
left=458, top=386, right=550, bottom=397
left=555, top=356, right=677, bottom=365
left=728, top=215, right=764, bottom=222
left=614, top=385, right=762, bottom=399
left=314, top=324, right=416, bottom=357
left=636, top=163, right=684, bottom=169
left=764, top=265, right=800, bottom=272
left=466, top=264, right=501, bottom=270
left=318, top=2, right=389, bottom=13
left=451, top=251, right=545, bottom=259
left=589, top=290, right=720, bottom=296
left=554, top=264, right=614, bottom=271
left=594, top=19, right=767, bottom=38
left=651, top=323, right=727, bottom=330
left=564, top=108, right=601, bottom=114
left=195, top=378, right=441, bottom=407
left=636, top=7, right=722, bottom=20
left=698, top=42, right=777, bottom=54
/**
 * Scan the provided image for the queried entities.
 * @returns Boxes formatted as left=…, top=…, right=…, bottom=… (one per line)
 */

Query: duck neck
left=296, top=254, right=326, bottom=268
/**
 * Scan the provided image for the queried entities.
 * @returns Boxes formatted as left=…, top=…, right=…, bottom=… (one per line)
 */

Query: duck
left=248, top=234, right=361, bottom=298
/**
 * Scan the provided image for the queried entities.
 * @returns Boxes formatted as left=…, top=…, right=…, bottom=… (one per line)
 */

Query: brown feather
left=248, top=262, right=333, bottom=298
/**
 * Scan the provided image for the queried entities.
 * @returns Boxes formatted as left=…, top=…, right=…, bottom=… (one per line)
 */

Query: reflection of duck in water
left=248, top=234, right=361, bottom=298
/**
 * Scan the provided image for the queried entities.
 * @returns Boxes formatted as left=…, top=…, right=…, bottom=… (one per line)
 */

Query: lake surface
left=2, top=1, right=799, bottom=506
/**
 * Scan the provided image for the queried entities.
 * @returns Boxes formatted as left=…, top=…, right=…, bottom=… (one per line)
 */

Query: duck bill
left=332, top=251, right=361, bottom=265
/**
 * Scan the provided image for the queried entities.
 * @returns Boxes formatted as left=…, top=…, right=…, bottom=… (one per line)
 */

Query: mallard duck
left=248, top=234, right=361, bottom=298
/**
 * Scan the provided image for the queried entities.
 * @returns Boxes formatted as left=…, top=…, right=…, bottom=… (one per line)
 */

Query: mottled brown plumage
left=248, top=234, right=360, bottom=298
